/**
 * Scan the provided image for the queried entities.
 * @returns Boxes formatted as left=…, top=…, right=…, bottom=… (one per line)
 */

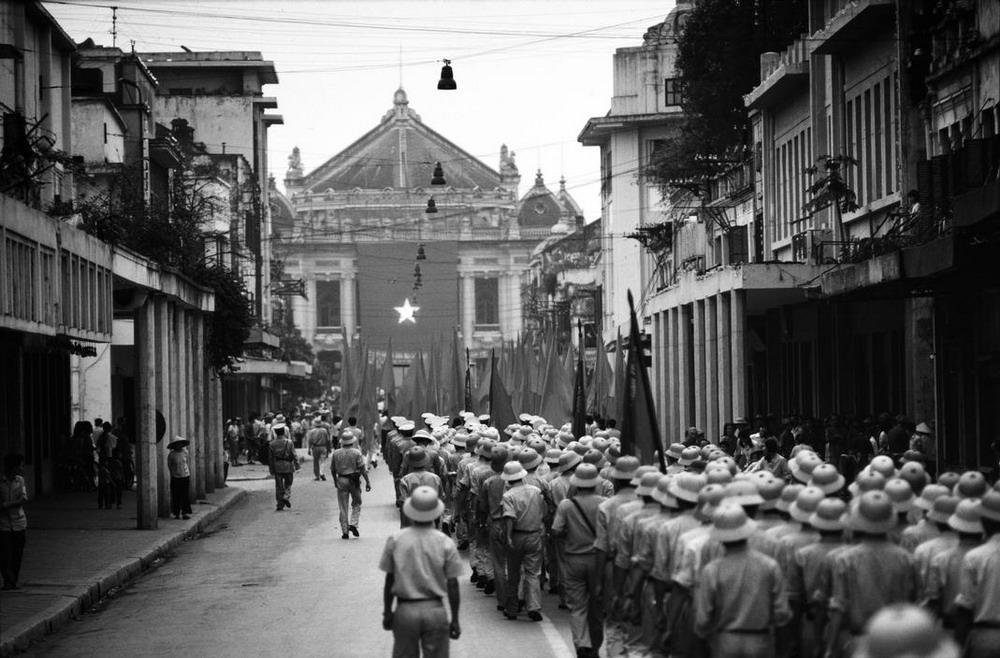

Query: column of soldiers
left=380, top=409, right=1000, bottom=658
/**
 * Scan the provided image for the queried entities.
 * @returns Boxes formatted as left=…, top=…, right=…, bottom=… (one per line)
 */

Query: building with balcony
left=277, top=88, right=575, bottom=381
left=578, top=3, right=691, bottom=345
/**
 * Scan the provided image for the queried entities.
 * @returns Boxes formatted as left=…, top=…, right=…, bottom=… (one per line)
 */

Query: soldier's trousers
left=602, top=560, right=629, bottom=658
left=708, top=630, right=773, bottom=658
left=505, top=530, right=543, bottom=614
left=274, top=472, right=293, bottom=505
left=562, top=552, right=603, bottom=652
left=335, top=480, right=362, bottom=532
left=473, top=523, right=494, bottom=579
left=488, top=520, right=509, bottom=606
left=391, top=599, right=450, bottom=658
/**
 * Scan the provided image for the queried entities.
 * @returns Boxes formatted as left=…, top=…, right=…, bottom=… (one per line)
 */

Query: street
left=30, top=463, right=577, bottom=657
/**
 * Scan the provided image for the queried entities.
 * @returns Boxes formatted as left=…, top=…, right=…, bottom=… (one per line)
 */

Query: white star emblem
left=394, top=298, right=419, bottom=324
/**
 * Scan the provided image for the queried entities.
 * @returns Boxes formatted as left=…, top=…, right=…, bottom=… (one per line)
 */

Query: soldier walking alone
left=332, top=432, right=370, bottom=539
left=380, top=485, right=462, bottom=658
left=268, top=422, right=298, bottom=511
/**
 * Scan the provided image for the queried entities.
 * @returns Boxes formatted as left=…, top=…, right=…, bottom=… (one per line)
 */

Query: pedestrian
left=551, top=462, right=606, bottom=658
left=167, top=437, right=192, bottom=520
left=1, top=453, right=29, bottom=590
left=380, top=486, right=462, bottom=658
left=306, top=413, right=331, bottom=481
left=268, top=422, right=299, bottom=511
left=331, top=432, right=370, bottom=539
left=694, top=503, right=792, bottom=658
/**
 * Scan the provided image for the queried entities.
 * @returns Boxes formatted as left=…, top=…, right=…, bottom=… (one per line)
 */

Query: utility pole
left=111, top=6, right=118, bottom=48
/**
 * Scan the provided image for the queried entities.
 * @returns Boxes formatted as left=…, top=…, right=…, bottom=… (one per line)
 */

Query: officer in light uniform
left=380, top=486, right=462, bottom=657
left=331, top=432, right=370, bottom=539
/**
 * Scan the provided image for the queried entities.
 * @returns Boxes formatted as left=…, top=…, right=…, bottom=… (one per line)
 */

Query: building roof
left=516, top=170, right=584, bottom=231
left=140, top=51, right=278, bottom=85
left=295, top=88, right=504, bottom=192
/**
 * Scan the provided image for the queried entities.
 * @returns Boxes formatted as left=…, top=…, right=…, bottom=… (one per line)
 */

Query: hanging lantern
left=437, top=59, right=457, bottom=90
left=414, top=264, right=422, bottom=277
left=425, top=198, right=438, bottom=213
left=431, top=162, right=446, bottom=186
left=416, top=243, right=427, bottom=260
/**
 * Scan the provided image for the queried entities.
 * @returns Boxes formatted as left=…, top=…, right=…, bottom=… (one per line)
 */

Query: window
left=664, top=78, right=683, bottom=107
left=474, top=277, right=499, bottom=327
left=315, top=280, right=341, bottom=328
left=601, top=149, right=612, bottom=197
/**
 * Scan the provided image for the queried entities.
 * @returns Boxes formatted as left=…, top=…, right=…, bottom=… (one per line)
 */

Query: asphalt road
left=30, top=460, right=578, bottom=657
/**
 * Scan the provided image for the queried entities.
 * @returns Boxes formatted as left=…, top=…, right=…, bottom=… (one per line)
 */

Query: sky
left=45, top=0, right=674, bottom=222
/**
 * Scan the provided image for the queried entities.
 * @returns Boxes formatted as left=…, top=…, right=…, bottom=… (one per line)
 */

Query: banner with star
left=355, top=241, right=460, bottom=352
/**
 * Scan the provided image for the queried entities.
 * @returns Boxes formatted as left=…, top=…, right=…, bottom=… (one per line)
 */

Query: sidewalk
left=0, top=482, right=248, bottom=656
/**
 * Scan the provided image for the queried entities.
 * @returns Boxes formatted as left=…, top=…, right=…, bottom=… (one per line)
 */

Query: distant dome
left=517, top=170, right=562, bottom=228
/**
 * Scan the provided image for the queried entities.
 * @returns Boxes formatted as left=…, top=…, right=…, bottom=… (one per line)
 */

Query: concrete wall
left=154, top=95, right=256, bottom=163
left=71, top=101, right=126, bottom=164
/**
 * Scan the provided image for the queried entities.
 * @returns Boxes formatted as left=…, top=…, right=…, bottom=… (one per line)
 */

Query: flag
left=539, top=335, right=572, bottom=425
left=621, top=290, right=665, bottom=470
left=489, top=349, right=518, bottom=429
left=588, top=332, right=614, bottom=417
left=571, top=323, right=587, bottom=438
left=463, top=348, right=473, bottom=412
left=380, top=340, right=395, bottom=413
left=613, top=327, right=625, bottom=423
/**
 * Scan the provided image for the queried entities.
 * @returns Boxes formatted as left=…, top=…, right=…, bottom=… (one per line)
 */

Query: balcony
left=744, top=37, right=811, bottom=110
left=811, top=0, right=895, bottom=55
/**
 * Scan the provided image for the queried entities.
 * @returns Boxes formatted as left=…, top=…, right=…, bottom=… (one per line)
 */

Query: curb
left=0, top=487, right=248, bottom=656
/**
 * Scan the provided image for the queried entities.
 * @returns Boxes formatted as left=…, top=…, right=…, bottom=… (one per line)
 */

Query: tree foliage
left=77, top=169, right=254, bottom=372
left=648, top=0, right=807, bottom=189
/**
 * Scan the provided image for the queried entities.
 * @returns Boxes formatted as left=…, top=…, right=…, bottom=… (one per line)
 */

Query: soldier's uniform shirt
left=631, top=509, right=673, bottom=573
left=593, top=489, right=638, bottom=554
left=955, top=534, right=1000, bottom=624
left=268, top=437, right=297, bottom=474
left=502, top=483, right=545, bottom=531
left=607, top=499, right=644, bottom=560
left=672, top=524, right=714, bottom=589
left=694, top=548, right=792, bottom=636
left=649, top=512, right=701, bottom=582
left=524, top=472, right=554, bottom=519
left=480, top=474, right=507, bottom=521
left=379, top=525, right=464, bottom=599
left=614, top=502, right=661, bottom=569
left=810, top=544, right=853, bottom=610
left=829, top=538, right=919, bottom=634
left=790, top=536, right=845, bottom=605
left=900, top=518, right=941, bottom=553
left=777, top=527, right=820, bottom=576
left=673, top=527, right=780, bottom=589
left=400, top=470, right=443, bottom=498
left=549, top=473, right=573, bottom=507
left=925, top=538, right=980, bottom=617
left=552, top=493, right=606, bottom=555
left=331, top=446, right=366, bottom=476
left=306, top=426, right=331, bottom=450
left=914, top=533, right=959, bottom=585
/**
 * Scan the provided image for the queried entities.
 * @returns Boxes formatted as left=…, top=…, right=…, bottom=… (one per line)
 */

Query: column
left=461, top=274, right=475, bottom=350
left=184, top=310, right=198, bottom=503
left=497, top=272, right=509, bottom=337
left=693, top=300, right=705, bottom=433
left=210, top=372, right=225, bottom=488
left=717, top=292, right=733, bottom=430
left=154, top=296, right=171, bottom=516
left=678, top=304, right=691, bottom=435
left=341, top=274, right=356, bottom=341
left=507, top=274, right=522, bottom=338
left=171, top=304, right=186, bottom=506
left=193, top=315, right=209, bottom=496
left=666, top=307, right=677, bottom=444
left=705, top=295, right=719, bottom=443
left=652, top=313, right=663, bottom=427
left=731, top=290, right=747, bottom=420
left=134, top=300, right=158, bottom=529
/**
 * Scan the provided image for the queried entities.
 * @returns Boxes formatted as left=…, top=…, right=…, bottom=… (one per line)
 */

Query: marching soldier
left=501, top=460, right=546, bottom=621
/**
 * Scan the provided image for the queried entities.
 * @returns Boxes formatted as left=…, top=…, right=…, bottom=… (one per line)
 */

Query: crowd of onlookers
left=66, top=417, right=135, bottom=508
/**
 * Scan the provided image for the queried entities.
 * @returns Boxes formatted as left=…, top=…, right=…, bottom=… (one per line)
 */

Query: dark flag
left=621, top=290, right=665, bottom=471
left=571, top=322, right=587, bottom=438
left=464, top=348, right=473, bottom=411
left=488, top=349, right=517, bottom=429
left=380, top=340, right=395, bottom=413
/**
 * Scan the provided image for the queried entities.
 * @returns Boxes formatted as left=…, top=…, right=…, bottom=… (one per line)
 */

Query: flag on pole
left=463, top=348, right=473, bottom=412
left=539, top=337, right=572, bottom=425
left=621, top=290, right=665, bottom=470
left=587, top=332, right=613, bottom=417
left=571, top=322, right=587, bottom=438
left=380, top=340, right=395, bottom=413
left=488, top=349, right=517, bottom=429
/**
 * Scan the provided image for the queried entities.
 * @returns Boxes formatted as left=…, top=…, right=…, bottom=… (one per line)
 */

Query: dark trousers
left=170, top=476, right=192, bottom=517
left=0, top=529, right=26, bottom=587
